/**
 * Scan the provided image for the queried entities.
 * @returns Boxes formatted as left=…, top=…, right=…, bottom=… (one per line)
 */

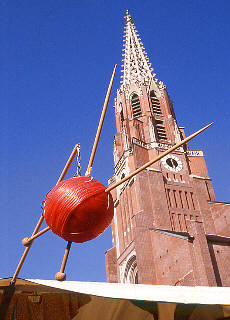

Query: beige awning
left=0, top=278, right=229, bottom=319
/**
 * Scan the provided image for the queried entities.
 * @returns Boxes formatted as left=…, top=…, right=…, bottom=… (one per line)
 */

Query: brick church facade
left=105, top=11, right=230, bottom=286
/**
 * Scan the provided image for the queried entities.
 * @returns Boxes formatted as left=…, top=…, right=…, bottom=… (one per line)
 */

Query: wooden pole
left=86, top=65, right=117, bottom=176
left=55, top=242, right=72, bottom=281
left=11, top=144, right=80, bottom=284
left=105, top=122, right=214, bottom=193
left=60, top=241, right=72, bottom=273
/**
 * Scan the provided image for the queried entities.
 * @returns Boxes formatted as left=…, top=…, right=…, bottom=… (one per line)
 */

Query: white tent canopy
left=29, top=279, right=230, bottom=305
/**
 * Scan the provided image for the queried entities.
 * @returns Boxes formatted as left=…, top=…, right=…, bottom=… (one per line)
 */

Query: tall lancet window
left=155, top=119, right=167, bottom=141
left=150, top=91, right=161, bottom=115
left=120, top=109, right=124, bottom=126
left=131, top=94, right=142, bottom=118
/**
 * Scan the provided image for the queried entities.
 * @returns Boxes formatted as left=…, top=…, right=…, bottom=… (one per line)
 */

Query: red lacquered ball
left=43, top=176, right=114, bottom=243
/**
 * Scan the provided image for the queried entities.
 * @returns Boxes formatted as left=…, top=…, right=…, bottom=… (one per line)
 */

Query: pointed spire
left=121, top=10, right=158, bottom=87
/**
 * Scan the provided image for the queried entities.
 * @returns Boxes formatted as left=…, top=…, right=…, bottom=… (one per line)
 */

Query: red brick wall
left=208, top=202, right=230, bottom=237
left=105, top=247, right=118, bottom=283
left=150, top=231, right=194, bottom=285
left=188, top=156, right=209, bottom=177
left=208, top=242, right=230, bottom=286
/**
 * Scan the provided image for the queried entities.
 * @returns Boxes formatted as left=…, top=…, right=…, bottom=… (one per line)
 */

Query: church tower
left=105, top=11, right=230, bottom=286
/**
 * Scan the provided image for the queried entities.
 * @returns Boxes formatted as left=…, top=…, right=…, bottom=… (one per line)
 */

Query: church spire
left=121, top=10, right=162, bottom=88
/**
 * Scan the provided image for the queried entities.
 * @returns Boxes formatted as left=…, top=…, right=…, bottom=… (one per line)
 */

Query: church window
left=120, top=109, right=124, bottom=122
left=150, top=90, right=162, bottom=115
left=178, top=214, right=182, bottom=230
left=167, top=189, right=172, bottom=207
left=131, top=94, right=142, bottom=117
left=173, top=190, right=177, bottom=208
left=184, top=215, right=188, bottom=231
left=155, top=119, right=167, bottom=140
left=179, top=191, right=184, bottom=208
left=124, top=255, right=138, bottom=284
left=190, top=192, right=196, bottom=210
left=171, top=213, right=175, bottom=230
left=185, top=191, right=190, bottom=209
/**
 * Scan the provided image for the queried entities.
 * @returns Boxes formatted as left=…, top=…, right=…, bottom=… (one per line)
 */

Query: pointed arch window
left=150, top=90, right=162, bottom=115
left=131, top=94, right=142, bottom=118
left=120, top=105, right=124, bottom=127
left=120, top=109, right=124, bottom=122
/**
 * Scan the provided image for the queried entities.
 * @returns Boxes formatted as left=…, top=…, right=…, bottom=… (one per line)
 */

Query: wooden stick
left=55, top=241, right=72, bottom=281
left=86, top=65, right=117, bottom=176
left=57, top=144, right=81, bottom=184
left=60, top=242, right=72, bottom=273
left=105, top=122, right=214, bottom=193
left=22, top=227, right=51, bottom=246
left=11, top=144, right=80, bottom=284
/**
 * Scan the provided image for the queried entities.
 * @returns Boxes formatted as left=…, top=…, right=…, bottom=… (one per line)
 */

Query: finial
left=124, top=9, right=132, bottom=23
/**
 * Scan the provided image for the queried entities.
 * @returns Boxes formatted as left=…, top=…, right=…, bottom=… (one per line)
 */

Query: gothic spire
left=121, top=10, right=162, bottom=88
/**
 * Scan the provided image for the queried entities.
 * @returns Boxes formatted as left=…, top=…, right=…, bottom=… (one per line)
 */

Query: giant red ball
left=43, top=176, right=114, bottom=243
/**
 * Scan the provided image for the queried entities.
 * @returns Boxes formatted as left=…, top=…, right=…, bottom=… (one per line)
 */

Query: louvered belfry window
left=131, top=94, right=142, bottom=117
left=155, top=119, right=167, bottom=140
left=150, top=91, right=162, bottom=115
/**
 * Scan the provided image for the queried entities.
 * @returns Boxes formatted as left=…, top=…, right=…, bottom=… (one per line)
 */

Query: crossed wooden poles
left=11, top=64, right=213, bottom=284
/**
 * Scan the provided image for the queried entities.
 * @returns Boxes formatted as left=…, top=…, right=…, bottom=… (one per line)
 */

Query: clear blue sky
left=1, top=0, right=230, bottom=282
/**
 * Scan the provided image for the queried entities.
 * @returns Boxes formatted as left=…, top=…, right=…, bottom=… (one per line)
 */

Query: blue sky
left=1, top=0, right=230, bottom=282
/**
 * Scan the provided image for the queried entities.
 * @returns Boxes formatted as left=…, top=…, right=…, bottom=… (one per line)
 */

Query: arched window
left=120, top=109, right=124, bottom=122
left=131, top=94, right=142, bottom=117
left=124, top=255, right=138, bottom=284
left=150, top=90, right=161, bottom=115
left=155, top=119, right=167, bottom=140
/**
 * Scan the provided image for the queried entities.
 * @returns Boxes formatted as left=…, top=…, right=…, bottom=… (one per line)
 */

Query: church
left=105, top=11, right=230, bottom=287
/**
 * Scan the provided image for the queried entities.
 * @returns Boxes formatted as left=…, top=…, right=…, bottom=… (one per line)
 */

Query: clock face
left=161, top=155, right=183, bottom=173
